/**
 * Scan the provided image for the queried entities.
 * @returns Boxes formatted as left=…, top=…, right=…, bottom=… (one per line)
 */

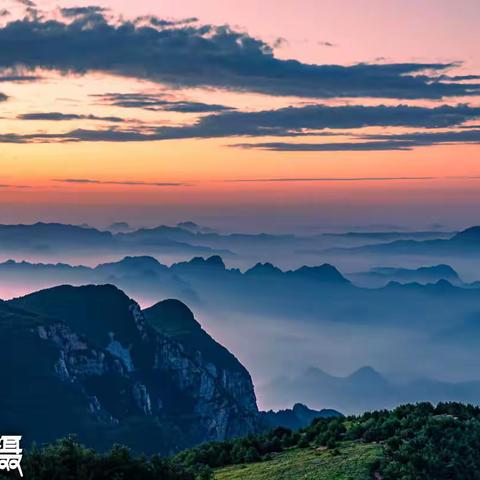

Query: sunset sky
left=1, top=0, right=480, bottom=231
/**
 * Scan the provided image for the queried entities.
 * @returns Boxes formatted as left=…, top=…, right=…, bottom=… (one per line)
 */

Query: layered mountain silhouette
left=261, top=403, right=342, bottom=430
left=264, top=366, right=480, bottom=414
left=0, top=222, right=220, bottom=256
left=0, top=221, right=459, bottom=263
left=328, top=226, right=480, bottom=256
left=3, top=252, right=480, bottom=411
left=1, top=285, right=260, bottom=454
left=2, top=255, right=480, bottom=331
left=348, top=264, right=463, bottom=287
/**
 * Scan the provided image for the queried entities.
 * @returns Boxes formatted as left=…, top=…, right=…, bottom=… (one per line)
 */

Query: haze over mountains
left=2, top=221, right=480, bottom=414
left=264, top=366, right=480, bottom=414
left=0, top=221, right=458, bottom=269
left=0, top=283, right=339, bottom=453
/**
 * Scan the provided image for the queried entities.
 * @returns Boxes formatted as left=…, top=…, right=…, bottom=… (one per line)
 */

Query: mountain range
left=263, top=366, right=480, bottom=414
left=3, top=254, right=480, bottom=363
left=0, top=221, right=463, bottom=268
left=327, top=226, right=480, bottom=257
left=347, top=264, right=463, bottom=287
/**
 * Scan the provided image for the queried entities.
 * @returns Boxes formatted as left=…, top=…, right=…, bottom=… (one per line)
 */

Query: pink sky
left=1, top=0, right=480, bottom=231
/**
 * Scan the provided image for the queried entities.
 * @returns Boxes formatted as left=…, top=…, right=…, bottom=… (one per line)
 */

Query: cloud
left=60, top=6, right=107, bottom=17
left=318, top=41, right=336, bottom=47
left=53, top=178, right=191, bottom=187
left=144, top=16, right=198, bottom=27
left=0, top=11, right=479, bottom=99
left=224, top=176, right=437, bottom=182
left=173, top=103, right=480, bottom=135
left=3, top=104, right=480, bottom=145
left=367, top=129, right=480, bottom=146
left=14, top=0, right=36, bottom=7
left=234, top=129, right=480, bottom=151
left=94, top=93, right=234, bottom=112
left=0, top=74, right=41, bottom=82
left=0, top=183, right=30, bottom=188
left=17, top=112, right=124, bottom=122
left=233, top=141, right=416, bottom=151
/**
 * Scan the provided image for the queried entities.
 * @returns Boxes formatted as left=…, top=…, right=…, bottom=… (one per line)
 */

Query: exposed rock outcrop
left=5, top=285, right=260, bottom=453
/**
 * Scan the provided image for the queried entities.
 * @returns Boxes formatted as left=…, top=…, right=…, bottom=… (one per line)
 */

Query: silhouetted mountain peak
left=292, top=403, right=316, bottom=416
left=108, top=221, right=131, bottom=232
left=178, top=221, right=199, bottom=229
left=245, top=262, right=283, bottom=276
left=292, top=403, right=342, bottom=419
left=181, top=255, right=226, bottom=269
left=434, top=279, right=455, bottom=289
left=261, top=403, right=342, bottom=430
left=423, top=264, right=458, bottom=276
left=103, top=255, right=162, bottom=269
left=206, top=255, right=225, bottom=267
left=453, top=226, right=480, bottom=242
left=304, top=366, right=332, bottom=379
left=290, top=264, right=350, bottom=284
left=348, top=366, right=386, bottom=384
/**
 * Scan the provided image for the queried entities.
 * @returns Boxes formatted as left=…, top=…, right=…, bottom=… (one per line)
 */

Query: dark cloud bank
left=18, top=112, right=124, bottom=122
left=0, top=8, right=479, bottom=99
left=236, top=129, right=480, bottom=151
left=4, top=104, right=480, bottom=147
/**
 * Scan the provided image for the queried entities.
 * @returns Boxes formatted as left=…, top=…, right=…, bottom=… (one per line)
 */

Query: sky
left=1, top=0, right=480, bottom=232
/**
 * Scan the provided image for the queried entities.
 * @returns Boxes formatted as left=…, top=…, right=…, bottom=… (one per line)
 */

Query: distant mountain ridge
left=0, top=221, right=459, bottom=261
left=2, top=254, right=480, bottom=330
left=264, top=366, right=480, bottom=414
left=348, top=264, right=463, bottom=287
left=327, top=225, right=480, bottom=256
left=261, top=403, right=342, bottom=430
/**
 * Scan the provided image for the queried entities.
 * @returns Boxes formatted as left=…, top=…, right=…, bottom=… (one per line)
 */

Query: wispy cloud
left=93, top=93, right=234, bottom=113
left=318, top=41, right=336, bottom=47
left=18, top=112, right=124, bottom=122
left=234, top=129, right=480, bottom=151
left=3, top=104, right=480, bottom=144
left=53, top=178, right=191, bottom=187
left=224, top=176, right=438, bottom=183
left=14, top=0, right=36, bottom=6
left=0, top=74, right=41, bottom=82
left=60, top=6, right=108, bottom=17
left=232, top=141, right=416, bottom=151
left=0, top=183, right=30, bottom=188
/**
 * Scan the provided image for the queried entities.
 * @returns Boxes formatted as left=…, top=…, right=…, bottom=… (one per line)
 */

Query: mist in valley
left=2, top=221, right=480, bottom=413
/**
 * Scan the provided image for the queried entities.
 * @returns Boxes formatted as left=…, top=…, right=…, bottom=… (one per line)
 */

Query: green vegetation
left=215, top=443, right=381, bottom=480
left=176, top=402, right=480, bottom=479
left=0, top=437, right=200, bottom=480
left=4, top=402, right=480, bottom=479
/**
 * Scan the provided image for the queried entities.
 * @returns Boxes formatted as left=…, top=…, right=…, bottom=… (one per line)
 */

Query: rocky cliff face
left=5, top=285, right=259, bottom=453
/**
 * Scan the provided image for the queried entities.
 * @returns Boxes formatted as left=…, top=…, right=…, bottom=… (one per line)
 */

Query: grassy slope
left=215, top=442, right=382, bottom=480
